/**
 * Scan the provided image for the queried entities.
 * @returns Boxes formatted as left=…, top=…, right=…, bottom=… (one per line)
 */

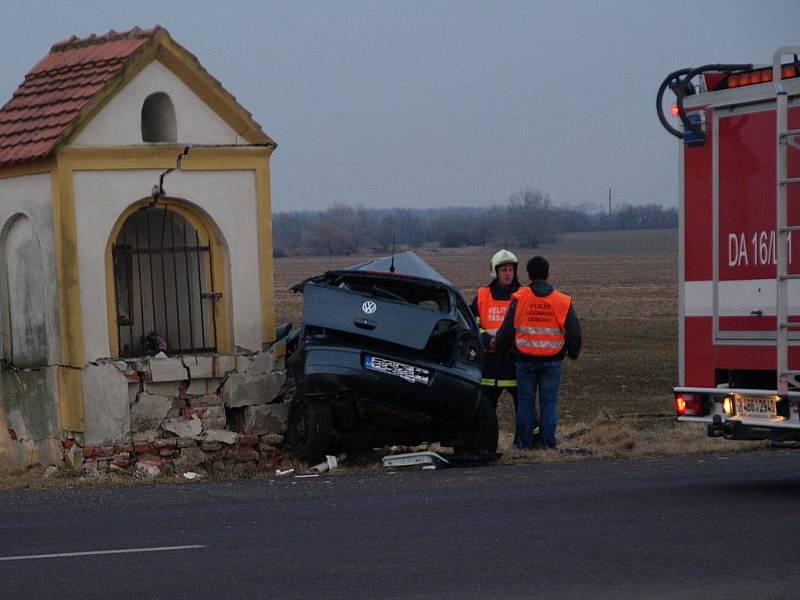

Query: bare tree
left=504, top=189, right=558, bottom=247
left=271, top=194, right=677, bottom=256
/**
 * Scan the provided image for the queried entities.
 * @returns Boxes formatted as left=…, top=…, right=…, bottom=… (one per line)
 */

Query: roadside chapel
left=0, top=26, right=287, bottom=471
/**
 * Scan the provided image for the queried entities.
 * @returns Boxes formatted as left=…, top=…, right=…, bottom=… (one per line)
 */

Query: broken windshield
left=330, top=273, right=450, bottom=312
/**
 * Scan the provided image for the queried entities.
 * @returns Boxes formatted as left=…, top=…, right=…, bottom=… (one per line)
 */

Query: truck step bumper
left=707, top=416, right=800, bottom=442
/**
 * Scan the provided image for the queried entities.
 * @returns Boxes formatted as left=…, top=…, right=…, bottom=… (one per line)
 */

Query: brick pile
left=74, top=431, right=286, bottom=477
left=61, top=349, right=291, bottom=477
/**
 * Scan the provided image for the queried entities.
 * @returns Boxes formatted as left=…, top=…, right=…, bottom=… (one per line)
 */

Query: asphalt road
left=1, top=450, right=800, bottom=599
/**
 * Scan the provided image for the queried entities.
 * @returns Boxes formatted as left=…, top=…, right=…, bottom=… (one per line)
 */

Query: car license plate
left=735, top=395, right=777, bottom=418
left=364, top=355, right=430, bottom=384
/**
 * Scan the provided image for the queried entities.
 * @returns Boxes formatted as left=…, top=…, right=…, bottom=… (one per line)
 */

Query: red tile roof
left=0, top=26, right=162, bottom=166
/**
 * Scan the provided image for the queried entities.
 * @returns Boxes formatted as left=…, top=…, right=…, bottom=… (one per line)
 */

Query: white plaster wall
left=81, top=363, right=131, bottom=446
left=0, top=173, right=59, bottom=364
left=72, top=169, right=262, bottom=361
left=72, top=61, right=242, bottom=146
left=3, top=215, right=48, bottom=366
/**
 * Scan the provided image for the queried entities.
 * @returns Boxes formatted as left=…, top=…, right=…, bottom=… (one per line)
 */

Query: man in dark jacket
left=470, top=250, right=526, bottom=423
left=496, top=256, right=581, bottom=449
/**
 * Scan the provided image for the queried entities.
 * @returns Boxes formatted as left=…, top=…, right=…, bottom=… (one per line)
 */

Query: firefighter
left=470, top=250, right=536, bottom=436
left=495, top=256, right=582, bottom=449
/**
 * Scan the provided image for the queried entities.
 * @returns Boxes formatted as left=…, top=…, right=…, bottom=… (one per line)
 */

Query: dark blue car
left=285, top=252, right=497, bottom=463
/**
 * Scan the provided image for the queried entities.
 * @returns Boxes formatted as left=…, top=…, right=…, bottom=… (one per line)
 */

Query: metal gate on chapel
left=112, top=205, right=218, bottom=358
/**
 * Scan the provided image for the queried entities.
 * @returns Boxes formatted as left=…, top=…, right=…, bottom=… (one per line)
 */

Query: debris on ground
left=560, top=447, right=593, bottom=455
left=135, top=460, right=162, bottom=478
left=311, top=454, right=346, bottom=473
left=382, top=451, right=450, bottom=470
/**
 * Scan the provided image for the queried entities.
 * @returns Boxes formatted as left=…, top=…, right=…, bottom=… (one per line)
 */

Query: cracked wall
left=0, top=367, right=62, bottom=466
left=76, top=346, right=288, bottom=474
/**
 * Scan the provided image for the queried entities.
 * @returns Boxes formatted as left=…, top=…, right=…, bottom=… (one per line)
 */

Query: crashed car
left=284, top=251, right=497, bottom=463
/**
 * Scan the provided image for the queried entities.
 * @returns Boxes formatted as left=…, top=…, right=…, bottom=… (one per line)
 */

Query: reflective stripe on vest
left=517, top=326, right=562, bottom=335
left=481, top=377, right=517, bottom=388
left=477, top=286, right=511, bottom=353
left=512, top=287, right=571, bottom=357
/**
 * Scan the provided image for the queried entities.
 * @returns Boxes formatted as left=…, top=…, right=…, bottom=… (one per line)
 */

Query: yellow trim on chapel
left=56, top=145, right=272, bottom=168
left=154, top=35, right=274, bottom=146
left=51, top=163, right=85, bottom=431
left=0, top=160, right=55, bottom=179
left=255, top=161, right=277, bottom=344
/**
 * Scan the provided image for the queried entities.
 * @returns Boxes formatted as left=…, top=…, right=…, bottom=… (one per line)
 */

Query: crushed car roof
left=343, top=251, right=452, bottom=286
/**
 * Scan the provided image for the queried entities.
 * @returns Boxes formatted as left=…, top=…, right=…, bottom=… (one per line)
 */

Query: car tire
left=287, top=394, right=334, bottom=464
left=455, top=394, right=499, bottom=456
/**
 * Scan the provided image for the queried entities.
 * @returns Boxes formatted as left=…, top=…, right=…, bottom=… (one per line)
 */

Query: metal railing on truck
left=775, top=46, right=800, bottom=395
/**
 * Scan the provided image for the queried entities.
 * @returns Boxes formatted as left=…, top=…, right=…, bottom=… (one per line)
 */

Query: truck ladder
left=775, top=46, right=800, bottom=394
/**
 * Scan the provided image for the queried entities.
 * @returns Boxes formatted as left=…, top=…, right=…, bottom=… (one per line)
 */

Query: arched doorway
left=109, top=201, right=225, bottom=358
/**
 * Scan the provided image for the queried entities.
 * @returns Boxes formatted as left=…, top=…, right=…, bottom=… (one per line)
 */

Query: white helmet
left=490, top=249, right=518, bottom=276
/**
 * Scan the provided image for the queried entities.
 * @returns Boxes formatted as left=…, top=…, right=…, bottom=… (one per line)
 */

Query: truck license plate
left=735, top=395, right=777, bottom=418
left=364, top=355, right=430, bottom=384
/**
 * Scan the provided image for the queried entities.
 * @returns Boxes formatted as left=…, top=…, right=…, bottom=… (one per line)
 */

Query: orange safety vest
left=512, top=287, right=572, bottom=357
left=477, top=287, right=512, bottom=353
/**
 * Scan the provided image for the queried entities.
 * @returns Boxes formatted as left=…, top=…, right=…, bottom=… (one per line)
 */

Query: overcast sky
left=2, top=1, right=799, bottom=211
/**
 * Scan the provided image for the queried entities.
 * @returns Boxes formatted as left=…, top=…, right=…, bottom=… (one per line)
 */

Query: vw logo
left=362, top=300, right=377, bottom=314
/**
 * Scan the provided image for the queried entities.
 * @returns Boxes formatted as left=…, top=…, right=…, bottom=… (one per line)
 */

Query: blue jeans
left=514, top=360, right=562, bottom=449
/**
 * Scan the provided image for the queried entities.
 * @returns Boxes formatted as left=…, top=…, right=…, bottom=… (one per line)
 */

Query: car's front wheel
left=455, top=394, right=499, bottom=456
left=287, top=393, right=334, bottom=464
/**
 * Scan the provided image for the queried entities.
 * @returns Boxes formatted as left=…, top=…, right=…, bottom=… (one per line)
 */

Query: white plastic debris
left=276, top=468, right=295, bottom=476
left=382, top=451, right=450, bottom=469
left=183, top=471, right=201, bottom=480
left=311, top=453, right=346, bottom=473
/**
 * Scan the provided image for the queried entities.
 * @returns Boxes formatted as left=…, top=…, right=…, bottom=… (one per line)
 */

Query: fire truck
left=657, top=47, right=800, bottom=441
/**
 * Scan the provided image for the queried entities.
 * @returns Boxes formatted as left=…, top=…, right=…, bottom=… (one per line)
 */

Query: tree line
left=272, top=189, right=677, bottom=256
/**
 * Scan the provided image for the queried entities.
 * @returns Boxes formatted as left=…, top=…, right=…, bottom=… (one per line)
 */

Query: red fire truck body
left=659, top=47, right=800, bottom=441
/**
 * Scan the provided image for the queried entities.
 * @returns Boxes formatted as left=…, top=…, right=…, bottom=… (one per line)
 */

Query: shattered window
left=333, top=275, right=450, bottom=312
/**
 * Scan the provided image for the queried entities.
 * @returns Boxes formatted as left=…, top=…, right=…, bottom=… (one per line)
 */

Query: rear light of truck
left=675, top=393, right=706, bottom=416
left=722, top=395, right=734, bottom=415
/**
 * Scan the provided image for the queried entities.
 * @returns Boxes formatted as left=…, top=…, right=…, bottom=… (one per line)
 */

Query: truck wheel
left=455, top=394, right=499, bottom=456
left=287, top=394, right=334, bottom=464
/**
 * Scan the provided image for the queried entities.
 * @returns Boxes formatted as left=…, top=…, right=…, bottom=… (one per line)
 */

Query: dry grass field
left=274, top=228, right=766, bottom=460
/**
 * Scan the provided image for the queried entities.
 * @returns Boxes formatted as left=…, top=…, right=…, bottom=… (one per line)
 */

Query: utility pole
left=608, top=186, right=612, bottom=229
